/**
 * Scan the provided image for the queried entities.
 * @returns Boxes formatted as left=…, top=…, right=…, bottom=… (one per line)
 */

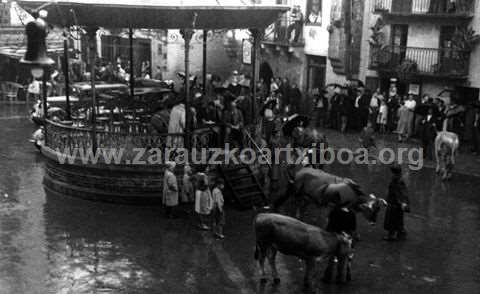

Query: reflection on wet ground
left=0, top=106, right=479, bottom=293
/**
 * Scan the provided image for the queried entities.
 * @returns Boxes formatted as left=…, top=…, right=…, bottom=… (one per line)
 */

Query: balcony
left=373, top=0, right=473, bottom=23
left=262, top=14, right=304, bottom=47
left=370, top=45, right=470, bottom=79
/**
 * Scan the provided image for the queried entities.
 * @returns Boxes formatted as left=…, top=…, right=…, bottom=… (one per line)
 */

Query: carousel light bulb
left=31, top=67, right=45, bottom=78
left=226, top=30, right=234, bottom=39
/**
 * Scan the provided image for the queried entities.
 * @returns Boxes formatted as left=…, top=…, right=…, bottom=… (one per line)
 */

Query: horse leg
left=304, top=257, right=315, bottom=290
left=435, top=142, right=441, bottom=174
left=257, top=246, right=268, bottom=283
left=267, top=248, right=280, bottom=284
left=451, top=148, right=456, bottom=166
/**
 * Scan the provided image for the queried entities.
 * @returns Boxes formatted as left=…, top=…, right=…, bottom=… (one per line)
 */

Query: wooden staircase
left=219, top=164, right=266, bottom=210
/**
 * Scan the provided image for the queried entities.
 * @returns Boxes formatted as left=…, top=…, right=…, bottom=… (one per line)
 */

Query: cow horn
left=369, top=194, right=376, bottom=199
left=379, top=198, right=388, bottom=206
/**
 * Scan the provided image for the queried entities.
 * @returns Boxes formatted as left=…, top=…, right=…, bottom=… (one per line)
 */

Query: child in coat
left=377, top=99, right=388, bottom=134
left=384, top=164, right=410, bottom=241
left=211, top=178, right=226, bottom=239
left=181, top=165, right=194, bottom=204
left=194, top=171, right=212, bottom=230
left=359, top=121, right=376, bottom=150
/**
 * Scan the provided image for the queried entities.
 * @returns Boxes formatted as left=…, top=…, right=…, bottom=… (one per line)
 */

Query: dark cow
left=274, top=166, right=387, bottom=224
left=254, top=213, right=353, bottom=290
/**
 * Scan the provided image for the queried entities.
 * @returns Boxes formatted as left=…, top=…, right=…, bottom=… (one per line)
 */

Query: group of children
left=181, top=165, right=226, bottom=239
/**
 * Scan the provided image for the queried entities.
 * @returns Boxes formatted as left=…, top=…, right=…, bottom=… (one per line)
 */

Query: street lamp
left=21, top=10, right=55, bottom=144
left=20, top=10, right=54, bottom=69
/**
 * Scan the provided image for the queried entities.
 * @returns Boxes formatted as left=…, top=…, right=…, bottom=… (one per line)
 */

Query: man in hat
left=228, top=70, right=242, bottom=97
left=313, top=88, right=329, bottom=128
left=384, top=164, right=410, bottom=241
left=223, top=96, right=244, bottom=147
left=167, top=98, right=186, bottom=148
left=163, top=161, right=179, bottom=218
left=289, top=82, right=302, bottom=114
left=420, top=105, right=438, bottom=159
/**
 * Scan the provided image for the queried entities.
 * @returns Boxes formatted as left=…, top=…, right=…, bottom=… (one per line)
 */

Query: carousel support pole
left=202, top=29, right=207, bottom=95
left=129, top=28, right=135, bottom=97
left=87, top=27, right=98, bottom=152
left=42, top=69, right=48, bottom=146
left=63, top=31, right=71, bottom=120
left=181, top=29, right=194, bottom=149
left=250, top=28, right=262, bottom=122
left=42, top=71, right=48, bottom=119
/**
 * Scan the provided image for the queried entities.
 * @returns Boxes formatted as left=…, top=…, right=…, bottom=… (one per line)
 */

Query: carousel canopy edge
left=16, top=0, right=290, bottom=29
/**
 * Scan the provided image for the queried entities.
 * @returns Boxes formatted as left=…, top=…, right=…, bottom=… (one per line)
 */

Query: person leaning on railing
left=287, top=5, right=303, bottom=43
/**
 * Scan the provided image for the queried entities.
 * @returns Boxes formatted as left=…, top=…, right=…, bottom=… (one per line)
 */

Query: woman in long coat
left=167, top=102, right=186, bottom=148
left=396, top=94, right=416, bottom=141
left=163, top=161, right=179, bottom=218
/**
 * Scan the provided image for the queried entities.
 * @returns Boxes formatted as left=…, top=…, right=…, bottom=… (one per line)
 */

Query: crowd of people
left=154, top=70, right=480, bottom=162
left=308, top=79, right=480, bottom=158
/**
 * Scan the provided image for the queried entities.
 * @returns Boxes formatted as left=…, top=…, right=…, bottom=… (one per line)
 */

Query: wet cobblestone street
left=0, top=107, right=479, bottom=294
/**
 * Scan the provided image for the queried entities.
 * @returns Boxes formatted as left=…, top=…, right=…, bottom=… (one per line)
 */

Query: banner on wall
left=242, top=39, right=252, bottom=65
left=304, top=25, right=329, bottom=56
left=304, top=0, right=330, bottom=56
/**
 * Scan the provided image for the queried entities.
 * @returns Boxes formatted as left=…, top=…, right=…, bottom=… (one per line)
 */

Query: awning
left=17, top=0, right=289, bottom=29
left=0, top=26, right=65, bottom=59
left=0, top=46, right=64, bottom=59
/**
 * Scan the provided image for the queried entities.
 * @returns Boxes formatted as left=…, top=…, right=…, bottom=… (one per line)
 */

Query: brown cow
left=254, top=213, right=353, bottom=290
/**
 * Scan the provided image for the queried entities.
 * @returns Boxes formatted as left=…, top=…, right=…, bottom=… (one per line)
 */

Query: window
left=391, top=24, right=408, bottom=64
left=307, top=55, right=326, bottom=92
left=0, top=2, right=10, bottom=25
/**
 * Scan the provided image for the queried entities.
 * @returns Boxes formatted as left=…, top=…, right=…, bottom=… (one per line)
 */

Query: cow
left=254, top=213, right=353, bottom=291
left=274, top=166, right=387, bottom=224
left=435, top=120, right=460, bottom=181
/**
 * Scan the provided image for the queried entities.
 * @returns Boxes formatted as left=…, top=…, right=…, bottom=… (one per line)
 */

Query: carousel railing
left=45, top=119, right=94, bottom=151
left=243, top=128, right=272, bottom=171
left=44, top=119, right=221, bottom=164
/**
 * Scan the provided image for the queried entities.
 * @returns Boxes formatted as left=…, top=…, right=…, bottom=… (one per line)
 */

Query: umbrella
left=282, top=114, right=310, bottom=137
left=47, top=107, right=66, bottom=116
left=348, top=79, right=365, bottom=88
left=325, top=83, right=342, bottom=89
left=415, top=103, right=433, bottom=116
left=176, top=72, right=197, bottom=83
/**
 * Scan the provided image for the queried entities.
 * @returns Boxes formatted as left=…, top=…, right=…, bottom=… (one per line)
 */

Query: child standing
left=384, top=164, right=410, bottom=241
left=194, top=171, right=212, bottom=230
left=377, top=99, right=388, bottom=134
left=212, top=178, right=226, bottom=239
left=181, top=165, right=194, bottom=204
left=359, top=121, right=376, bottom=150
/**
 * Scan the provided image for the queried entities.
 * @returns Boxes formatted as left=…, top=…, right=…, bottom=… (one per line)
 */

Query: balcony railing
left=263, top=15, right=304, bottom=46
left=373, top=0, right=473, bottom=16
left=370, top=45, right=470, bottom=77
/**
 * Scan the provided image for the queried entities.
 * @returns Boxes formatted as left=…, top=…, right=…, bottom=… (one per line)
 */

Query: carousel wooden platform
left=16, top=0, right=288, bottom=206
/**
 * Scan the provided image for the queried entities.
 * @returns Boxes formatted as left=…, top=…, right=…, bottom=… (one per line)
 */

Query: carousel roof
left=17, top=0, right=289, bottom=29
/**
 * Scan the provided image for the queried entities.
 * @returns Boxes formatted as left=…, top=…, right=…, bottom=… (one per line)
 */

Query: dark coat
left=289, top=87, right=302, bottom=109
left=384, top=177, right=409, bottom=232
left=421, top=114, right=438, bottom=144
left=326, top=207, right=357, bottom=235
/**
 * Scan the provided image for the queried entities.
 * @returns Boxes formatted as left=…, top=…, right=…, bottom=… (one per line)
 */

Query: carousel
left=18, top=0, right=289, bottom=204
